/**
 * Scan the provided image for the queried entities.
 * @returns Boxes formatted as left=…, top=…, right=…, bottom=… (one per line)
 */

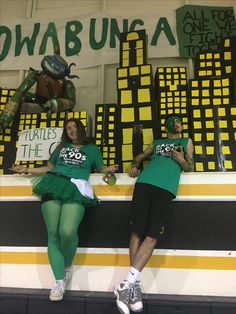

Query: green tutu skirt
left=32, top=172, right=100, bottom=207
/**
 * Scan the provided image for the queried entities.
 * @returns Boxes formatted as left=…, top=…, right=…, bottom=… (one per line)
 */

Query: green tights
left=41, top=200, right=85, bottom=280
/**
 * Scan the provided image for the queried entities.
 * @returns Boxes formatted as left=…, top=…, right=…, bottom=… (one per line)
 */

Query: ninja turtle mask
left=165, top=116, right=181, bottom=133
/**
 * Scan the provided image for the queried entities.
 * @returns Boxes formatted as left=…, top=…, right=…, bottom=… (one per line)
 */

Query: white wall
left=0, top=0, right=236, bottom=134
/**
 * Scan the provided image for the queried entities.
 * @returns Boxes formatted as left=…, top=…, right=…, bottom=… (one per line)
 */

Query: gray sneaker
left=129, top=281, right=143, bottom=312
left=114, top=280, right=133, bottom=314
left=49, top=280, right=65, bottom=301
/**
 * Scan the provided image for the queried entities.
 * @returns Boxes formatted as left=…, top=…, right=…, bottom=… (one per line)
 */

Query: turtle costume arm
left=0, top=70, right=39, bottom=129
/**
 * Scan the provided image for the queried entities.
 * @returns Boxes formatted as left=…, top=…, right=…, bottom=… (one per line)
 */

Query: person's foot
left=64, top=266, right=73, bottom=287
left=129, top=280, right=143, bottom=312
left=114, top=280, right=133, bottom=314
left=49, top=280, right=65, bottom=301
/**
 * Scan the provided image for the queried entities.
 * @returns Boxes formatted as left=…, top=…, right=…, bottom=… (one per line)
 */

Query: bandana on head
left=165, top=116, right=181, bottom=133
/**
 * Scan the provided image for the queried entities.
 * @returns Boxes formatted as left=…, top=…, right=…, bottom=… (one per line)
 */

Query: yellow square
left=138, top=89, right=150, bottom=103
left=215, top=62, right=221, bottom=67
left=215, top=70, right=221, bottom=76
left=206, top=146, right=214, bottom=155
left=206, top=121, right=214, bottom=128
left=202, top=90, right=210, bottom=97
left=139, top=106, right=152, bottom=120
left=136, top=40, right=143, bottom=49
left=205, top=109, right=213, bottom=117
left=122, top=58, right=128, bottom=67
left=214, top=80, right=221, bottom=87
left=96, top=133, right=101, bottom=138
left=224, top=39, right=230, bottom=47
left=232, top=121, right=236, bottom=128
left=193, top=109, right=201, bottom=118
left=213, top=89, right=221, bottom=96
left=191, top=81, right=198, bottom=87
left=158, top=68, right=164, bottom=73
left=98, top=107, right=103, bottom=113
left=199, top=54, right=205, bottom=60
left=224, top=160, right=233, bottom=169
left=225, top=66, right=232, bottom=73
left=108, top=139, right=114, bottom=145
left=122, top=144, right=133, bottom=160
left=118, top=68, right=128, bottom=78
left=97, top=116, right=102, bottom=122
left=213, top=98, right=221, bottom=106
left=194, top=133, right=202, bottom=141
left=196, top=163, right=204, bottom=171
left=223, top=98, right=229, bottom=105
left=191, top=90, right=199, bottom=97
left=202, top=80, right=210, bottom=87
left=137, top=56, right=143, bottom=65
left=206, top=53, right=212, bottom=59
left=206, top=133, right=214, bottom=141
left=191, top=99, right=199, bottom=106
left=118, top=79, right=128, bottom=89
left=218, top=108, right=226, bottom=116
left=123, top=128, right=133, bottom=144
left=206, top=61, right=212, bottom=67
left=97, top=125, right=102, bottom=130
left=159, top=81, right=165, bottom=87
left=129, top=67, right=139, bottom=76
left=220, top=133, right=229, bottom=140
left=202, top=99, right=210, bottom=105
left=122, top=51, right=129, bottom=59
left=222, top=146, right=230, bottom=154
left=219, top=120, right=227, bottom=128
left=143, top=128, right=153, bottom=144
left=109, top=107, right=115, bottom=112
left=121, top=90, right=132, bottom=105
left=231, top=108, right=236, bottom=115
left=195, top=146, right=203, bottom=154
left=222, top=78, right=229, bottom=87
left=141, top=65, right=151, bottom=75
left=0, top=96, right=7, bottom=103
left=141, top=76, right=151, bottom=86
left=122, top=42, right=129, bottom=50
left=200, top=62, right=205, bottom=67
left=224, top=51, right=231, bottom=60
left=109, top=116, right=114, bottom=121
left=194, top=121, right=202, bottom=129
left=223, top=88, right=229, bottom=96
left=208, top=162, right=215, bottom=170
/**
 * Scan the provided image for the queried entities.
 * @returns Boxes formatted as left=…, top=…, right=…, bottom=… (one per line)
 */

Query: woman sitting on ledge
left=11, top=118, right=118, bottom=302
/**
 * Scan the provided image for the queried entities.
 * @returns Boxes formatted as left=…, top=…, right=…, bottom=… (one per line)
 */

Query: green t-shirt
left=137, top=137, right=189, bottom=197
left=49, top=142, right=104, bottom=180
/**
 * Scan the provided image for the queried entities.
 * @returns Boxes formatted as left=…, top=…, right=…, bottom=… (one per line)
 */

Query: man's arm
left=128, top=143, right=154, bottom=177
left=171, top=138, right=194, bottom=172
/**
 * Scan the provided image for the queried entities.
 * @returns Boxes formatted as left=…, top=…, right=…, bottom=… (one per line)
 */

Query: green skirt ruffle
left=32, top=173, right=99, bottom=207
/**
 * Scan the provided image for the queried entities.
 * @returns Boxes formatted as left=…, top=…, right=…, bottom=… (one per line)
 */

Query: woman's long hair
left=57, top=118, right=91, bottom=151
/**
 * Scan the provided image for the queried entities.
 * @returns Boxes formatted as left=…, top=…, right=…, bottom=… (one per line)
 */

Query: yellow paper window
left=123, top=128, right=133, bottom=144
left=121, top=108, right=134, bottom=122
left=205, top=109, right=213, bottom=117
left=118, top=79, right=128, bottom=89
left=121, top=90, right=132, bottom=105
left=194, top=133, right=202, bottom=141
left=195, top=146, right=203, bottom=154
left=222, top=146, right=230, bottom=155
left=224, top=160, right=233, bottom=169
left=122, top=144, right=133, bottom=160
left=196, top=163, right=204, bottom=171
left=220, top=133, right=229, bottom=140
left=206, top=121, right=214, bottom=128
left=193, top=110, right=201, bottom=118
left=208, top=162, right=215, bottom=170
left=139, top=107, right=152, bottom=120
left=219, top=121, right=227, bottom=128
left=129, top=67, right=139, bottom=76
left=206, top=147, right=214, bottom=155
left=206, top=133, right=214, bottom=141
left=218, top=108, right=226, bottom=116
left=138, top=89, right=150, bottom=103
left=194, top=121, right=202, bottom=129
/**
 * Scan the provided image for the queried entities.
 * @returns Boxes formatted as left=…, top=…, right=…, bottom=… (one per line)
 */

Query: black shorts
left=131, top=182, right=174, bottom=239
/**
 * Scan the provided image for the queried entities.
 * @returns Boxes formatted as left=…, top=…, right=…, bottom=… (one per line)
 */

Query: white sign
left=16, top=127, right=63, bottom=161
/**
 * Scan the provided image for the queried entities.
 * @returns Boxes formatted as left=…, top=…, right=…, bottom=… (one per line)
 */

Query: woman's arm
left=10, top=162, right=54, bottom=175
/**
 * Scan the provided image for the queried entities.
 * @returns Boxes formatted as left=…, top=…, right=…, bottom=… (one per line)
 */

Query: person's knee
left=145, top=236, right=158, bottom=248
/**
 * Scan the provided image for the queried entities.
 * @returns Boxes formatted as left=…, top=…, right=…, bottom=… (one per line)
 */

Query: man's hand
left=128, top=166, right=140, bottom=178
left=171, top=147, right=185, bottom=164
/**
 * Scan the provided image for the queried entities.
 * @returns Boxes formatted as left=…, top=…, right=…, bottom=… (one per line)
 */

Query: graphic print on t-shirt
left=155, top=143, right=182, bottom=157
left=59, top=147, right=86, bottom=166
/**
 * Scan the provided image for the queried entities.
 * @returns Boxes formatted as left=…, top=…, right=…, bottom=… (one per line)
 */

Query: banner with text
left=176, top=5, right=236, bottom=58
left=16, top=127, right=63, bottom=161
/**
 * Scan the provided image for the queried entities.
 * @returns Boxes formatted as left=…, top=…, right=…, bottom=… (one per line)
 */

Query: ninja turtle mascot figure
left=0, top=54, right=79, bottom=129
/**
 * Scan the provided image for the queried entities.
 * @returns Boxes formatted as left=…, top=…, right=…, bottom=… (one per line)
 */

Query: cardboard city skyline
left=0, top=30, right=235, bottom=174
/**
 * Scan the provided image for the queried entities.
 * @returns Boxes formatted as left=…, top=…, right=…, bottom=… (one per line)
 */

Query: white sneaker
left=114, top=280, right=133, bottom=314
left=49, top=280, right=65, bottom=301
left=64, top=266, right=73, bottom=287
left=129, top=281, right=143, bottom=312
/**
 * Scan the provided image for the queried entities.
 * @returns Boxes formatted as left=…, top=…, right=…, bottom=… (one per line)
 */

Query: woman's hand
left=10, top=164, right=28, bottom=174
left=102, top=164, right=119, bottom=185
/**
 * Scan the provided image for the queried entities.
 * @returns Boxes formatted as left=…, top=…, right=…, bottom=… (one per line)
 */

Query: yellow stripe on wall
left=1, top=184, right=236, bottom=197
left=1, top=252, right=236, bottom=270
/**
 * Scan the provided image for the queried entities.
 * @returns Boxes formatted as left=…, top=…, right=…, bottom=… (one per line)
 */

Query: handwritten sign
left=16, top=127, right=63, bottom=161
left=176, top=5, right=236, bottom=57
